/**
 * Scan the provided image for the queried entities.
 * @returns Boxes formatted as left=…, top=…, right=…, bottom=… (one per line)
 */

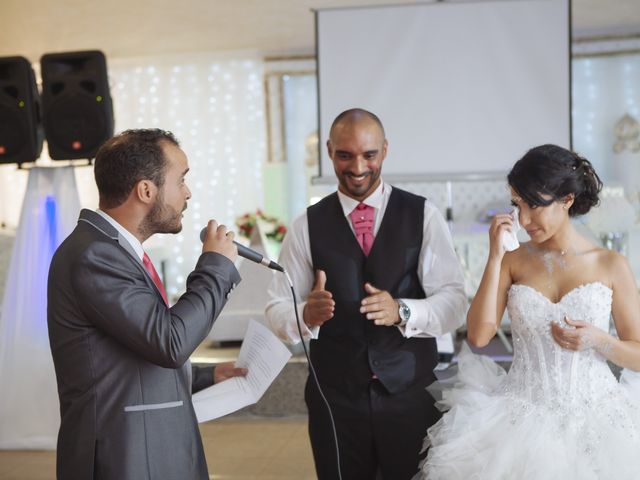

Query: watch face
left=399, top=301, right=410, bottom=321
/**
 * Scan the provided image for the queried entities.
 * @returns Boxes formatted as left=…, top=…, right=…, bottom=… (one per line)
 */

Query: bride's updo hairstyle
left=507, top=144, right=602, bottom=217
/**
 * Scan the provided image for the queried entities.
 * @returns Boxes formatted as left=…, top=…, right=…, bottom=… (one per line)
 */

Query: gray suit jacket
left=47, top=209, right=241, bottom=480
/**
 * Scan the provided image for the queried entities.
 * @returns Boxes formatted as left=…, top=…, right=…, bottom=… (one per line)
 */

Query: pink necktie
left=350, top=203, right=375, bottom=256
left=143, top=252, right=169, bottom=306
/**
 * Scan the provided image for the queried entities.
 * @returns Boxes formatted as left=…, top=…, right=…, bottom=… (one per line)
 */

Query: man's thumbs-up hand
left=303, top=270, right=335, bottom=328
left=312, top=269, right=327, bottom=292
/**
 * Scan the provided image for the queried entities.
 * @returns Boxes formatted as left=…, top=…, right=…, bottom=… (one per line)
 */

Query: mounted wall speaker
left=0, top=56, right=44, bottom=166
left=40, top=50, right=114, bottom=160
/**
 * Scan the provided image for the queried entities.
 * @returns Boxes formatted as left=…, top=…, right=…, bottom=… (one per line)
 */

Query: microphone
left=199, top=227, right=284, bottom=272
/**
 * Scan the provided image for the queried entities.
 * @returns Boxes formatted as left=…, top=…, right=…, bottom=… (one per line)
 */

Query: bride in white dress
left=418, top=144, right=640, bottom=479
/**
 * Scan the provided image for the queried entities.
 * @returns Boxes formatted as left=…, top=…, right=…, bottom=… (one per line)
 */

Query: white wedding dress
left=418, top=282, right=640, bottom=480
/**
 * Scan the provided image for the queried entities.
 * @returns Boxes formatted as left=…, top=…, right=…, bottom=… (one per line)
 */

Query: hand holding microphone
left=199, top=225, right=284, bottom=272
left=201, top=220, right=238, bottom=262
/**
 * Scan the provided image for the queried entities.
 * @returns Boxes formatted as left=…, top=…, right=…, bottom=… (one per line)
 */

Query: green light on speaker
left=96, top=95, right=103, bottom=102
left=18, top=100, right=25, bottom=108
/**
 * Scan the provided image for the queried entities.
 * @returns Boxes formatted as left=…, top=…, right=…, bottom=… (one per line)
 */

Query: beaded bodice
left=503, top=281, right=640, bottom=450
left=505, top=282, right=621, bottom=406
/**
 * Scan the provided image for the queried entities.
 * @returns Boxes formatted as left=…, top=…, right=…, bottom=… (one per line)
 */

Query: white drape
left=91, top=53, right=267, bottom=299
left=573, top=52, right=640, bottom=182
left=0, top=166, right=80, bottom=449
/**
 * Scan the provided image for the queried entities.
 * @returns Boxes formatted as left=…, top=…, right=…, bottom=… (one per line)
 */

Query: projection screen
left=316, top=0, right=570, bottom=181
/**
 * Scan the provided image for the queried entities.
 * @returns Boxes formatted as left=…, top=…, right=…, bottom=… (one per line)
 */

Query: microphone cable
left=282, top=270, right=343, bottom=480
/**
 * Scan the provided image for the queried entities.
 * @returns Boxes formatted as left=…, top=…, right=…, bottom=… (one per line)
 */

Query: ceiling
left=1, top=0, right=639, bottom=61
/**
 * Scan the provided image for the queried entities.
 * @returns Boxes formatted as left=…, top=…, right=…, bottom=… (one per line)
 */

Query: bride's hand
left=550, top=316, right=607, bottom=351
left=488, top=213, right=514, bottom=260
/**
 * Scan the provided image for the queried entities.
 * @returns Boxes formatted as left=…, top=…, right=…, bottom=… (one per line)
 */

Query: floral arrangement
left=236, top=209, right=287, bottom=243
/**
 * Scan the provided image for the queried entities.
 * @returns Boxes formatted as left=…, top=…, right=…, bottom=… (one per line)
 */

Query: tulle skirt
left=416, top=344, right=640, bottom=480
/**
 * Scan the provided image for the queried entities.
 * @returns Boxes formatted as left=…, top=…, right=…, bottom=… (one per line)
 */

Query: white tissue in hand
left=501, top=207, right=520, bottom=252
left=502, top=229, right=519, bottom=251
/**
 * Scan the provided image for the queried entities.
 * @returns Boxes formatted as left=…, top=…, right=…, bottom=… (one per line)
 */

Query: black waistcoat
left=307, top=187, right=438, bottom=395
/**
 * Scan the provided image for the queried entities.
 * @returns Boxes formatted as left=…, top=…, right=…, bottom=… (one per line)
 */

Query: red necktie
left=142, top=252, right=169, bottom=306
left=350, top=203, right=375, bottom=256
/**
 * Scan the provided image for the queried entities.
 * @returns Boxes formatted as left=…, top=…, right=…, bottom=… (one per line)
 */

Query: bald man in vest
left=266, top=109, right=467, bottom=479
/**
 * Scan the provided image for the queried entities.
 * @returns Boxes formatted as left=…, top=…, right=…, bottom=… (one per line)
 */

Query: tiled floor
left=0, top=450, right=56, bottom=480
left=203, top=417, right=315, bottom=479
left=0, top=417, right=315, bottom=480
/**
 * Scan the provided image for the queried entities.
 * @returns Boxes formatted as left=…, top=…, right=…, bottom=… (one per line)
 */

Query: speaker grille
left=0, top=56, right=43, bottom=165
left=41, top=50, right=113, bottom=160
left=45, top=94, right=108, bottom=156
left=0, top=106, right=27, bottom=156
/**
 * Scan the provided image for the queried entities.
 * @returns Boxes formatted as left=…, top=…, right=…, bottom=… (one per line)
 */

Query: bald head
left=326, top=108, right=388, bottom=201
left=329, top=108, right=386, bottom=142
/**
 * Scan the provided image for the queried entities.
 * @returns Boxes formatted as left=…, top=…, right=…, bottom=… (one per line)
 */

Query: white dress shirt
left=96, top=209, right=144, bottom=261
left=265, top=181, right=468, bottom=344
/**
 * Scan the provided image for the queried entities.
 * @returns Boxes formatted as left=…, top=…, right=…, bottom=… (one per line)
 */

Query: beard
left=141, top=193, right=185, bottom=237
left=338, top=170, right=380, bottom=200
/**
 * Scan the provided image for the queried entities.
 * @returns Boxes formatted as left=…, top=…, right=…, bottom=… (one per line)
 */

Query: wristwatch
left=397, top=299, right=411, bottom=326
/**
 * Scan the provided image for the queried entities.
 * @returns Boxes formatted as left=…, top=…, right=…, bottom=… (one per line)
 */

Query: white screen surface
left=316, top=0, right=570, bottom=181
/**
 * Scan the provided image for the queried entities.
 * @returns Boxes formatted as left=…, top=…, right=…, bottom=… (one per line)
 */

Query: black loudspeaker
left=0, top=56, right=44, bottom=165
left=40, top=50, right=114, bottom=160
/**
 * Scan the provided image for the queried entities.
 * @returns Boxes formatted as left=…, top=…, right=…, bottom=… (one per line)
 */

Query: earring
left=563, top=205, right=568, bottom=210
